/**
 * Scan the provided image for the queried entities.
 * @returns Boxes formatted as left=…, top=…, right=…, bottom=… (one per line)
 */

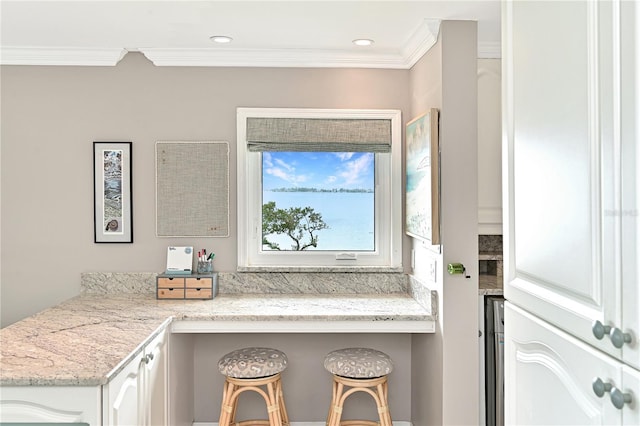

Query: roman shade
left=246, top=117, right=392, bottom=152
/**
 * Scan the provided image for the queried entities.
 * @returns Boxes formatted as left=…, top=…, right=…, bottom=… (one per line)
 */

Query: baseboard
left=194, top=422, right=412, bottom=426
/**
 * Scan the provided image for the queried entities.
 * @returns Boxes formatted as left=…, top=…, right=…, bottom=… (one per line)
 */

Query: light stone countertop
left=0, top=292, right=434, bottom=386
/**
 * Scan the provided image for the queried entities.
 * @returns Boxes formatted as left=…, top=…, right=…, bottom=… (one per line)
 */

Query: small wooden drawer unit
left=156, top=273, right=218, bottom=300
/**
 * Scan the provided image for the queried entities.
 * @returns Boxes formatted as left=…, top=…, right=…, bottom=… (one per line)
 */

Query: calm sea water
left=262, top=191, right=374, bottom=251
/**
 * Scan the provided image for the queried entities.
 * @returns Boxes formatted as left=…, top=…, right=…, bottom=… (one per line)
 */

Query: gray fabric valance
left=246, top=117, right=392, bottom=152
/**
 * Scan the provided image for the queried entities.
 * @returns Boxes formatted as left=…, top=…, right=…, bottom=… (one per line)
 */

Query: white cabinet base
left=506, top=302, right=640, bottom=425
left=0, top=386, right=101, bottom=424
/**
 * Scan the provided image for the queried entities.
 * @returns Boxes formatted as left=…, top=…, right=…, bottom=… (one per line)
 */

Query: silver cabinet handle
left=609, top=328, right=632, bottom=348
left=143, top=353, right=154, bottom=364
left=592, top=377, right=613, bottom=398
left=592, top=320, right=611, bottom=340
left=610, top=387, right=632, bottom=409
left=147, top=353, right=154, bottom=362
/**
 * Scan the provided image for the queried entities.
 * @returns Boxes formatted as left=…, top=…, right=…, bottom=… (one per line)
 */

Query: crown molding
left=0, top=47, right=127, bottom=66
left=139, top=47, right=410, bottom=69
left=0, top=23, right=499, bottom=67
left=401, top=19, right=441, bottom=68
left=141, top=19, right=441, bottom=69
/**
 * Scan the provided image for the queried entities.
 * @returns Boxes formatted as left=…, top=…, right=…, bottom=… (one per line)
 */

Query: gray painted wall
left=410, top=21, right=479, bottom=426
left=0, top=53, right=411, bottom=326
left=1, top=22, right=482, bottom=425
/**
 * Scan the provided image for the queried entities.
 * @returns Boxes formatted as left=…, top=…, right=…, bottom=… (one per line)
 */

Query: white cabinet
left=0, top=331, right=167, bottom=426
left=503, top=0, right=639, bottom=424
left=104, top=349, right=144, bottom=425
left=503, top=0, right=639, bottom=366
left=506, top=303, right=639, bottom=425
left=144, top=328, right=168, bottom=426
left=103, top=330, right=168, bottom=426
left=0, top=386, right=102, bottom=424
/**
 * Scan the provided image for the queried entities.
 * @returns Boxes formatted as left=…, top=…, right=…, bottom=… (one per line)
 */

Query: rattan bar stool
left=218, top=347, right=290, bottom=426
left=324, top=348, right=394, bottom=426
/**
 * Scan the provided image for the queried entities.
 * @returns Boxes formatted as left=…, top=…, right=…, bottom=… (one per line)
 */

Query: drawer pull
left=610, top=387, right=632, bottom=409
left=592, top=320, right=611, bottom=340
left=592, top=377, right=612, bottom=398
left=609, top=328, right=632, bottom=348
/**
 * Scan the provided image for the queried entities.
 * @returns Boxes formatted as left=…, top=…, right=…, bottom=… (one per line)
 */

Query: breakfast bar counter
left=0, top=291, right=435, bottom=387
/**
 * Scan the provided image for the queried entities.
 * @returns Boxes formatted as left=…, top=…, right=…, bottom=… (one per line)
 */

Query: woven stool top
left=218, top=347, right=288, bottom=378
left=324, top=347, right=393, bottom=378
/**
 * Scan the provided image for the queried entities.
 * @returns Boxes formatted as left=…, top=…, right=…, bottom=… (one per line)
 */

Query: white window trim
left=237, top=107, right=402, bottom=272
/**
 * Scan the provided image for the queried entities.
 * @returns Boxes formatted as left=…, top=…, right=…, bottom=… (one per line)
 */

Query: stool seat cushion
left=218, top=347, right=288, bottom=378
left=324, top=347, right=393, bottom=378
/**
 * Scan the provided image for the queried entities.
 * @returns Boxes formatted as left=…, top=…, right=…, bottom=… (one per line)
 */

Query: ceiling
left=0, top=1, right=501, bottom=68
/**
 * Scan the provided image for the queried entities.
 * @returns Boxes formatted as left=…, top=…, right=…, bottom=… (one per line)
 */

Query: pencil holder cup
left=197, top=260, right=213, bottom=274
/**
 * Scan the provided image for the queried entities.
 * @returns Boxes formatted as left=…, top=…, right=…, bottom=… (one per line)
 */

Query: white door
left=505, top=302, right=622, bottom=425
left=144, top=330, right=168, bottom=426
left=620, top=0, right=640, bottom=370
left=503, top=0, right=635, bottom=361
left=621, top=366, right=640, bottom=425
left=105, top=353, right=144, bottom=426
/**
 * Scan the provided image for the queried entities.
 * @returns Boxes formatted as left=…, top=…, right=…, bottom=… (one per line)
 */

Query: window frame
left=237, top=108, right=402, bottom=271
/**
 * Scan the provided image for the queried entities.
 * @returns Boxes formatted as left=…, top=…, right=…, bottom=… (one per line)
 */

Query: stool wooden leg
left=219, top=379, right=236, bottom=426
left=327, top=379, right=345, bottom=426
left=376, top=381, right=391, bottom=426
left=276, top=376, right=290, bottom=425
left=266, top=379, right=281, bottom=426
left=326, top=375, right=392, bottom=426
left=219, top=374, right=289, bottom=426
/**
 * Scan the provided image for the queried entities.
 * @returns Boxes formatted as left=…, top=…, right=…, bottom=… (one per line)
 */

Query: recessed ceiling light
left=210, top=35, right=233, bottom=44
left=353, top=39, right=374, bottom=46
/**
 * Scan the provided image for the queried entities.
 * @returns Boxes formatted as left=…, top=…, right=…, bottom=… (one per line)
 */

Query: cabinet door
left=503, top=0, right=623, bottom=359
left=505, top=302, right=621, bottom=425
left=105, top=353, right=144, bottom=426
left=620, top=0, right=640, bottom=370
left=144, top=330, right=168, bottom=426
left=0, top=386, right=101, bottom=425
left=621, top=366, right=640, bottom=425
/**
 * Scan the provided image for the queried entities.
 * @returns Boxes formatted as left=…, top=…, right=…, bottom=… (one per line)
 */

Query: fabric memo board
left=156, top=141, right=229, bottom=237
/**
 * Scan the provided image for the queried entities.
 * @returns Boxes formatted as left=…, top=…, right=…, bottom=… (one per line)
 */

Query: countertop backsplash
left=81, top=271, right=409, bottom=295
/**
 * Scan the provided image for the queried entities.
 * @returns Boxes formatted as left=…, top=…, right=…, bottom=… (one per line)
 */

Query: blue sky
left=263, top=152, right=374, bottom=190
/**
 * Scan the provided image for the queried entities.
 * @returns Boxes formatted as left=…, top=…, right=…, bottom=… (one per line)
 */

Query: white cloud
left=274, top=157, right=295, bottom=172
left=337, top=153, right=373, bottom=186
left=335, top=152, right=355, bottom=161
left=263, top=152, right=273, bottom=167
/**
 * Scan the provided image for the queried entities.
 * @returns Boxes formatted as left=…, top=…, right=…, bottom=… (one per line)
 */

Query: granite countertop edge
left=0, top=292, right=435, bottom=387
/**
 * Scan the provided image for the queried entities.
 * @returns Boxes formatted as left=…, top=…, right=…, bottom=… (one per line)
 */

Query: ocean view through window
left=262, top=152, right=375, bottom=251
left=237, top=107, right=402, bottom=270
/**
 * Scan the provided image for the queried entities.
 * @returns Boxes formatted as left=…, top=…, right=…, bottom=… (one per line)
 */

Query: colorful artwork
left=406, top=109, right=440, bottom=244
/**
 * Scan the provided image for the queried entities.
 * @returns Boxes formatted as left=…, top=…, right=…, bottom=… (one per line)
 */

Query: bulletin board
left=156, top=141, right=229, bottom=237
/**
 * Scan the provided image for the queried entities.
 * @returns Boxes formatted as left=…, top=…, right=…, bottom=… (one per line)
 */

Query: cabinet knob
left=143, top=353, right=154, bottom=364
left=610, top=387, right=632, bottom=409
left=592, top=377, right=613, bottom=398
left=147, top=353, right=154, bottom=362
left=609, top=328, right=633, bottom=348
left=592, top=320, right=611, bottom=340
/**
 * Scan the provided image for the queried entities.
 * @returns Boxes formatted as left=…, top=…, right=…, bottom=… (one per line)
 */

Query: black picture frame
left=93, top=141, right=133, bottom=243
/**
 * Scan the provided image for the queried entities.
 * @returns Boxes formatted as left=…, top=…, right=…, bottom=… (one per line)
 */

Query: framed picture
left=405, top=109, right=440, bottom=244
left=93, top=141, right=133, bottom=243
